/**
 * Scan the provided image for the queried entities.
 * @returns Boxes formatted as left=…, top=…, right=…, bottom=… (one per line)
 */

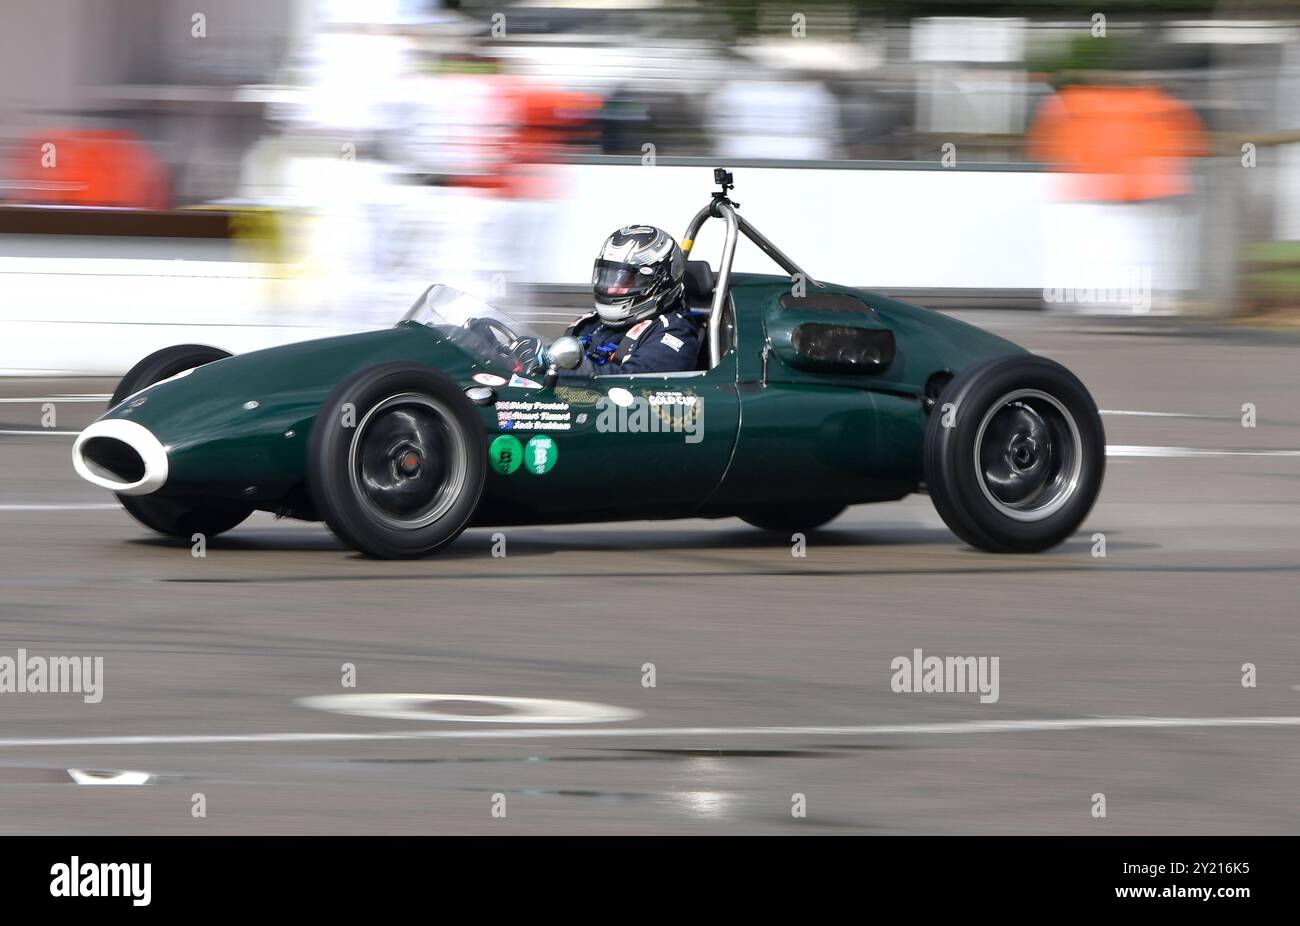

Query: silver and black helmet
left=592, top=225, right=685, bottom=326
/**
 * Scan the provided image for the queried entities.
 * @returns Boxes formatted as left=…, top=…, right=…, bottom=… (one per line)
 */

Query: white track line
left=67, top=769, right=153, bottom=786
left=2, top=715, right=1300, bottom=749
left=1099, top=409, right=1221, bottom=419
left=1107, top=445, right=1300, bottom=458
left=0, top=503, right=119, bottom=511
left=0, top=396, right=109, bottom=404
left=300, top=692, right=641, bottom=724
left=0, top=430, right=81, bottom=436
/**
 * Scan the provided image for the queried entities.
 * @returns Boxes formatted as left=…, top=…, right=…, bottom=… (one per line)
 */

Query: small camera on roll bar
left=712, top=168, right=736, bottom=206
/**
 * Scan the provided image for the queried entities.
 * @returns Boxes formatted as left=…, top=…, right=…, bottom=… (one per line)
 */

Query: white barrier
left=538, top=163, right=1053, bottom=289
left=0, top=163, right=1195, bottom=375
left=0, top=255, right=352, bottom=376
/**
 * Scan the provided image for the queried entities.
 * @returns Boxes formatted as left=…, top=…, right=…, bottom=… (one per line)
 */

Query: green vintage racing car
left=72, top=172, right=1104, bottom=558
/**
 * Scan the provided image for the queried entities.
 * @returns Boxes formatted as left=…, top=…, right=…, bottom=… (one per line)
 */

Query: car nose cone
left=72, top=419, right=169, bottom=496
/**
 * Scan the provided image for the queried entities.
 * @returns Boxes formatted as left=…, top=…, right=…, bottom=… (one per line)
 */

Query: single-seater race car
left=73, top=170, right=1104, bottom=558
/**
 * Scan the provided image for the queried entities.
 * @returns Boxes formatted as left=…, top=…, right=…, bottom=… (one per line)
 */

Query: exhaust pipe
left=72, top=419, right=169, bottom=496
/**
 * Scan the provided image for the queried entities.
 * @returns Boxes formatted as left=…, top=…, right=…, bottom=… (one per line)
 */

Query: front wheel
left=923, top=355, right=1104, bottom=553
left=110, top=345, right=253, bottom=538
left=308, top=363, right=486, bottom=558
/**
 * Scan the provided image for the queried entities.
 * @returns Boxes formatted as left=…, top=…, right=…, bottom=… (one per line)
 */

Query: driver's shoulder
left=661, top=307, right=705, bottom=339
left=565, top=310, right=599, bottom=336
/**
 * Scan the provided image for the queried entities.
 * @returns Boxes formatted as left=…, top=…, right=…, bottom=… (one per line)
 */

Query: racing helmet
left=591, top=225, right=685, bottom=326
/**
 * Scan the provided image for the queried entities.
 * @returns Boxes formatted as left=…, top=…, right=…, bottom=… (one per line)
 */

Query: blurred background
left=1, top=0, right=1298, bottom=373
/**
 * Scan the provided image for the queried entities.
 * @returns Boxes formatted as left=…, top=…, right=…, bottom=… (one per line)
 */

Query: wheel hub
left=348, top=394, right=467, bottom=530
left=1008, top=434, right=1039, bottom=470
left=395, top=446, right=422, bottom=477
left=974, top=391, right=1083, bottom=522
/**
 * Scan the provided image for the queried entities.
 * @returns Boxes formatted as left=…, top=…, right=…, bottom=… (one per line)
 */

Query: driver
left=563, top=225, right=703, bottom=375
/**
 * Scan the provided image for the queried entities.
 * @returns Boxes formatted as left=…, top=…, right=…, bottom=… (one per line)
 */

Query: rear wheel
left=308, top=362, right=486, bottom=558
left=923, top=355, right=1104, bottom=552
left=110, top=345, right=253, bottom=538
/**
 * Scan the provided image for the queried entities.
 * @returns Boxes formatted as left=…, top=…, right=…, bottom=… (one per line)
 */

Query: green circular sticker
left=524, top=435, right=558, bottom=475
left=488, top=434, right=523, bottom=475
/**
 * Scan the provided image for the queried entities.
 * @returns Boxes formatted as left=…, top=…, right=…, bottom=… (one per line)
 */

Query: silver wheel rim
left=973, top=388, right=1083, bottom=522
left=348, top=393, right=468, bottom=530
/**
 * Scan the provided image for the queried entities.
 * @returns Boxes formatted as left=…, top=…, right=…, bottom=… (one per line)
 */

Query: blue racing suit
left=563, top=303, right=704, bottom=376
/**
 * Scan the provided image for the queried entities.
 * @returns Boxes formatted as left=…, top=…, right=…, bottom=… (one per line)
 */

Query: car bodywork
left=73, top=272, right=1024, bottom=528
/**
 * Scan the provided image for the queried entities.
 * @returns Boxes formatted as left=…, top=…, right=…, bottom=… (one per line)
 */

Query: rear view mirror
left=547, top=336, right=583, bottom=371
left=543, top=335, right=584, bottom=390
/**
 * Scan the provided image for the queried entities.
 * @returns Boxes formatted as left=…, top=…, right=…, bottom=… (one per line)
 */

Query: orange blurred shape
left=1026, top=86, right=1207, bottom=202
left=502, top=84, right=600, bottom=200
left=452, top=79, right=600, bottom=200
left=7, top=129, right=169, bottom=209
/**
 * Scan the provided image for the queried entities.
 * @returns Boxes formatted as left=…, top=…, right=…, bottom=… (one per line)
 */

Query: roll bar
left=680, top=175, right=821, bottom=366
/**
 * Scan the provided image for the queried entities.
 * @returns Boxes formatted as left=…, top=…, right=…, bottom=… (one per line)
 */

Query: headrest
left=683, top=259, right=715, bottom=309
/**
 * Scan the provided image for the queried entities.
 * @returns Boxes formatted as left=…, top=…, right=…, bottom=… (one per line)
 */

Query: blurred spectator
left=1027, top=85, right=1207, bottom=201
left=391, top=53, right=510, bottom=187
left=1028, top=83, right=1208, bottom=314
left=5, top=130, right=169, bottom=209
left=708, top=74, right=842, bottom=161
left=598, top=83, right=701, bottom=157
left=472, top=69, right=600, bottom=200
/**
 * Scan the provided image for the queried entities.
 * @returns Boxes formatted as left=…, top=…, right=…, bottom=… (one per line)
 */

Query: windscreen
left=400, top=284, right=539, bottom=366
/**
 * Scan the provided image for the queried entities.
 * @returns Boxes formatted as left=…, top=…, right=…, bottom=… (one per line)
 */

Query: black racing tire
left=740, top=505, right=846, bottom=533
left=923, top=354, right=1105, bottom=553
left=109, top=344, right=233, bottom=408
left=308, top=362, right=486, bottom=559
left=111, top=345, right=253, bottom=539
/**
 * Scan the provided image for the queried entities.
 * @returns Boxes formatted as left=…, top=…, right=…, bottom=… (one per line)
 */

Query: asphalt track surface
left=0, top=312, right=1297, bottom=834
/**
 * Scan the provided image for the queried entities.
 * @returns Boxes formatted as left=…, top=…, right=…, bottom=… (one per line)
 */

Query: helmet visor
left=593, top=260, right=654, bottom=300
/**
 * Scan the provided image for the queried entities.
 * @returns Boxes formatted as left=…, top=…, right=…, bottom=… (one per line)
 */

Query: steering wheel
left=463, top=316, right=515, bottom=350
